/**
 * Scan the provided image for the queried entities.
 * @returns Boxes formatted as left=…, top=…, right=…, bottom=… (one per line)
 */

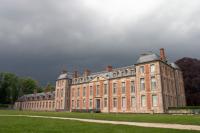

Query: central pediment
left=91, top=75, right=107, bottom=82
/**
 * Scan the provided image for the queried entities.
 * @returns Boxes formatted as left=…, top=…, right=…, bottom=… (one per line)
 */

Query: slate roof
left=170, top=62, right=180, bottom=69
left=136, top=52, right=160, bottom=64
left=71, top=65, right=135, bottom=85
left=57, top=72, right=73, bottom=80
left=17, top=91, right=55, bottom=102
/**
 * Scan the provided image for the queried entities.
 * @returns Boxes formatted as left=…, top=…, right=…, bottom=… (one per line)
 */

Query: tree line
left=0, top=72, right=55, bottom=104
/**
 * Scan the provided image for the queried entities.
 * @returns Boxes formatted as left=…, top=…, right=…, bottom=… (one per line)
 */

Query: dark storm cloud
left=0, top=0, right=200, bottom=85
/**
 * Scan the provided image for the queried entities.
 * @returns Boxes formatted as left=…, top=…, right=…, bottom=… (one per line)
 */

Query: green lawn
left=0, top=110, right=200, bottom=125
left=0, top=116, right=199, bottom=133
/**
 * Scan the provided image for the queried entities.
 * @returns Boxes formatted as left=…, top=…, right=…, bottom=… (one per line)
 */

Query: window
left=125, top=69, right=128, bottom=75
left=141, top=95, right=146, bottom=107
left=152, top=95, right=158, bottom=107
left=90, top=86, right=93, bottom=96
left=131, top=97, right=136, bottom=107
left=150, top=64, right=155, bottom=73
left=104, top=84, right=108, bottom=95
left=113, top=83, right=117, bottom=94
left=122, top=82, right=126, bottom=94
left=57, top=90, right=59, bottom=97
left=113, top=98, right=117, bottom=108
left=140, top=78, right=145, bottom=91
left=122, top=97, right=126, bottom=108
left=96, top=85, right=100, bottom=96
left=117, top=71, right=119, bottom=76
left=121, top=71, right=124, bottom=76
left=139, top=66, right=145, bottom=73
left=151, top=76, right=156, bottom=90
left=89, top=99, right=93, bottom=108
left=83, top=99, right=86, bottom=108
left=104, top=98, right=107, bottom=107
left=72, top=88, right=74, bottom=97
left=131, top=70, right=134, bottom=75
left=61, top=89, right=63, bottom=97
left=131, top=81, right=135, bottom=93
left=83, top=87, right=86, bottom=97
left=60, top=100, right=63, bottom=108
left=77, top=100, right=80, bottom=108
left=113, top=73, right=116, bottom=77
left=72, top=100, right=74, bottom=108
left=77, top=88, right=80, bottom=97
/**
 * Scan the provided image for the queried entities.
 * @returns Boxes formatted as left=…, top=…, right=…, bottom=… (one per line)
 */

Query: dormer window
left=121, top=71, right=124, bottom=76
left=125, top=69, right=128, bottom=74
left=150, top=64, right=155, bottom=73
left=117, top=71, right=119, bottom=76
left=131, top=70, right=134, bottom=75
left=113, top=73, right=116, bottom=77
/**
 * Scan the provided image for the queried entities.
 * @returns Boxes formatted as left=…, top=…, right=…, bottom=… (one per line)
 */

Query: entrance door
left=96, top=99, right=100, bottom=110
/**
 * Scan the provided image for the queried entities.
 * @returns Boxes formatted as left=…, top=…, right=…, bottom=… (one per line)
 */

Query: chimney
left=73, top=70, right=78, bottom=78
left=106, top=65, right=113, bottom=72
left=62, top=69, right=67, bottom=74
left=84, top=69, right=90, bottom=77
left=160, top=48, right=167, bottom=62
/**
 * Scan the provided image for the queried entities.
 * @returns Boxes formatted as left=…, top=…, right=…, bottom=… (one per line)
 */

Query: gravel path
left=0, top=115, right=200, bottom=131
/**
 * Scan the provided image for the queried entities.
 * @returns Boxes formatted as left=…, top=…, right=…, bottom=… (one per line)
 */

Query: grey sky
left=0, top=0, right=200, bottom=85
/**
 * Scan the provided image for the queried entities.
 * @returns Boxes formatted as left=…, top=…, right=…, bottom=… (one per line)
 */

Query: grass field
left=0, top=115, right=199, bottom=133
left=0, top=110, right=200, bottom=125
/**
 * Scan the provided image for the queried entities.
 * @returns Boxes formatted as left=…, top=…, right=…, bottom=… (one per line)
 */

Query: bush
left=0, top=104, right=9, bottom=108
left=168, top=106, right=200, bottom=110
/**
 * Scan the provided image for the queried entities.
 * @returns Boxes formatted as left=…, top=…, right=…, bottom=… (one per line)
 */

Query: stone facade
left=14, top=48, right=186, bottom=113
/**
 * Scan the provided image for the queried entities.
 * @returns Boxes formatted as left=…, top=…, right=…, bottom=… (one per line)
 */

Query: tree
left=44, top=83, right=55, bottom=92
left=0, top=72, right=40, bottom=104
left=176, top=57, right=200, bottom=106
left=0, top=72, right=19, bottom=104
left=19, top=77, right=38, bottom=95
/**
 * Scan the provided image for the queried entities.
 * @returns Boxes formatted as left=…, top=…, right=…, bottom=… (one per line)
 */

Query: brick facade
left=14, top=48, right=186, bottom=113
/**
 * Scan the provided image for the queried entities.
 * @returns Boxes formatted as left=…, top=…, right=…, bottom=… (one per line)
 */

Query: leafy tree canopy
left=0, top=72, right=54, bottom=104
left=176, top=57, right=200, bottom=106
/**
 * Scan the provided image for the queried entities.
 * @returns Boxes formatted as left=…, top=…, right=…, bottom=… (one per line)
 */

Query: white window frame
left=140, top=78, right=145, bottom=91
left=150, top=64, right=155, bottom=73
left=141, top=95, right=146, bottom=107
left=152, top=95, right=158, bottom=107
left=139, top=66, right=145, bottom=73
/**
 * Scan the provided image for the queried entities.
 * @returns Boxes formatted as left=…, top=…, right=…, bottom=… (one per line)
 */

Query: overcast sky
left=0, top=0, right=200, bottom=85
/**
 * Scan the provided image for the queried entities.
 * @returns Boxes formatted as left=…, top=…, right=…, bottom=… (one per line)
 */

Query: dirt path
left=0, top=114, right=200, bottom=131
